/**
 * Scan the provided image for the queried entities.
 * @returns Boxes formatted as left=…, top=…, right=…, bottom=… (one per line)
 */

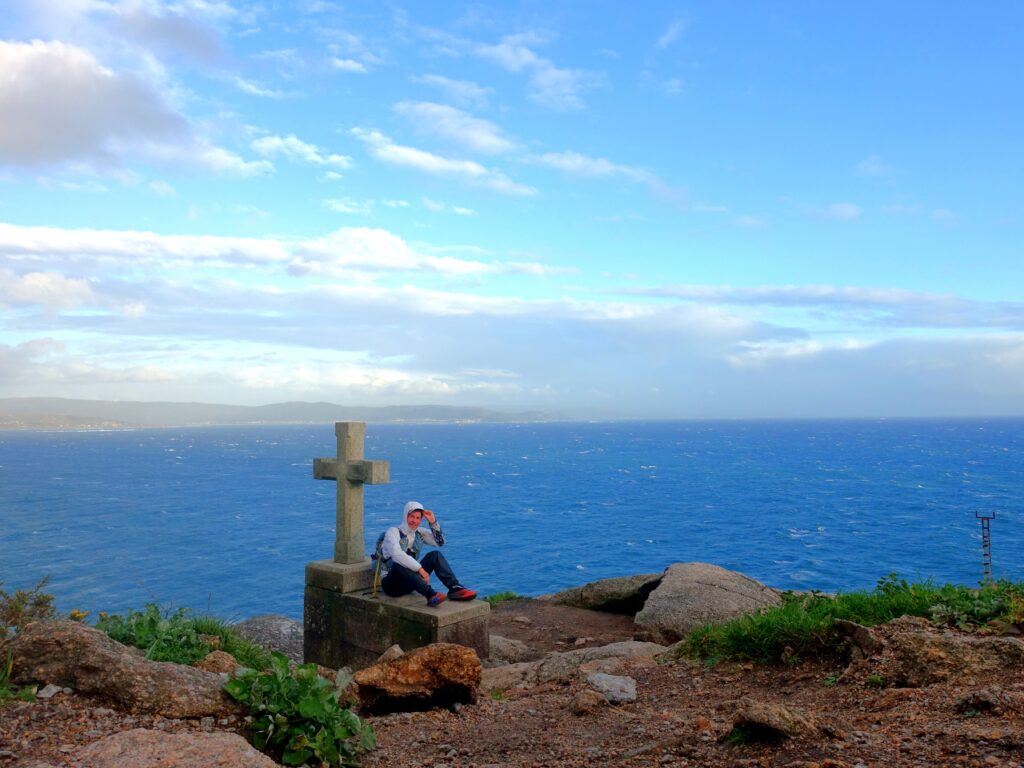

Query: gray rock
left=731, top=698, right=818, bottom=740
left=634, top=562, right=782, bottom=644
left=535, top=640, right=666, bottom=684
left=481, top=660, right=540, bottom=692
left=378, top=644, right=405, bottom=663
left=489, top=635, right=536, bottom=664
left=232, top=614, right=303, bottom=663
left=8, top=621, right=235, bottom=718
left=37, top=684, right=63, bottom=699
left=585, top=672, right=637, bottom=704
left=541, top=573, right=663, bottom=615
left=77, top=729, right=278, bottom=767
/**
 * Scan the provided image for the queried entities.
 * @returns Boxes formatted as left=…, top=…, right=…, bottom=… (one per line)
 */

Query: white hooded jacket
left=379, top=512, right=445, bottom=575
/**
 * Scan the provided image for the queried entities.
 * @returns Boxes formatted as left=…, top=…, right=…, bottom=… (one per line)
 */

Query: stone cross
left=313, top=422, right=390, bottom=564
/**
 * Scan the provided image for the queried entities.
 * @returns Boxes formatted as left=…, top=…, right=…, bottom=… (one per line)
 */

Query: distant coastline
left=0, top=397, right=566, bottom=431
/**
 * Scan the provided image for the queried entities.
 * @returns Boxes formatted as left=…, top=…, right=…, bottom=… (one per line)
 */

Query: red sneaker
left=426, top=593, right=447, bottom=607
left=447, top=587, right=477, bottom=601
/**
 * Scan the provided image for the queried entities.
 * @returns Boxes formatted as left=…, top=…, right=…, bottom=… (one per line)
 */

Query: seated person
left=377, top=501, right=477, bottom=606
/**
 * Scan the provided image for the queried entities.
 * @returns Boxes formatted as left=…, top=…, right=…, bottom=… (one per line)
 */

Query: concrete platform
left=304, top=576, right=490, bottom=670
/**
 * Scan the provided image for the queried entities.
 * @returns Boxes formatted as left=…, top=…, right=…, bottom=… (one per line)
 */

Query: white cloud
left=331, top=57, right=367, bottom=73
left=250, top=134, right=352, bottom=170
left=656, top=19, right=686, bottom=50
left=853, top=155, right=896, bottom=178
left=422, top=197, right=476, bottom=216
left=350, top=128, right=535, bottom=196
left=0, top=40, right=186, bottom=167
left=411, top=74, right=492, bottom=108
left=476, top=32, right=599, bottom=111
left=0, top=40, right=268, bottom=177
left=232, top=76, right=289, bottom=98
left=728, top=339, right=874, bottom=367
left=325, top=197, right=373, bottom=215
left=0, top=270, right=94, bottom=310
left=735, top=215, right=766, bottom=228
left=148, top=180, right=176, bottom=196
left=530, top=151, right=659, bottom=187
left=393, top=101, right=517, bottom=154
left=825, top=202, right=862, bottom=220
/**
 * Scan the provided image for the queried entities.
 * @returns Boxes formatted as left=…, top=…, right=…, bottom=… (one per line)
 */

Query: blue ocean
left=1, top=420, right=1022, bottom=621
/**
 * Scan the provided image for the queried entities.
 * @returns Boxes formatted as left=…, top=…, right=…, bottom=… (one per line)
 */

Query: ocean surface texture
left=1, top=420, right=1021, bottom=620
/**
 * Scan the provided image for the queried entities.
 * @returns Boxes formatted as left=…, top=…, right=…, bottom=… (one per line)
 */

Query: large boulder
left=633, top=563, right=782, bottom=644
left=7, top=621, right=235, bottom=717
left=541, top=573, right=663, bottom=614
left=354, top=642, right=481, bottom=714
left=884, top=631, right=1024, bottom=687
left=232, top=614, right=303, bottom=664
left=78, top=729, right=277, bottom=767
left=489, top=634, right=537, bottom=664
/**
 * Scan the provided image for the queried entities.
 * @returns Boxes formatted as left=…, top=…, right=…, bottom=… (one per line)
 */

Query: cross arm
left=313, top=458, right=390, bottom=484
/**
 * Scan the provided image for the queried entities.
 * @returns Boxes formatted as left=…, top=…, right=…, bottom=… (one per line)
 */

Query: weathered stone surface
left=378, top=644, right=404, bottom=663
left=831, top=619, right=883, bottom=659
left=585, top=672, right=637, bottom=704
left=354, top=642, right=481, bottom=714
left=633, top=563, right=782, bottom=644
left=886, top=631, right=1024, bottom=687
left=535, top=640, right=666, bottom=684
left=232, top=614, right=303, bottom=663
left=489, top=634, right=536, bottom=664
left=8, top=621, right=235, bottom=717
left=569, top=687, right=608, bottom=715
left=732, top=699, right=818, bottom=740
left=481, top=660, right=539, bottom=693
left=954, top=687, right=1008, bottom=715
left=193, top=650, right=239, bottom=675
left=542, top=574, right=663, bottom=615
left=77, top=729, right=278, bottom=767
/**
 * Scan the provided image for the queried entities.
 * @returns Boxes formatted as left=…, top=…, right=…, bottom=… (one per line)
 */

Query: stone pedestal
left=304, top=560, right=490, bottom=670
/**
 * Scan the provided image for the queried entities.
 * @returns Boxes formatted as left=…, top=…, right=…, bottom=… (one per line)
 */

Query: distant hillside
left=0, top=397, right=564, bottom=430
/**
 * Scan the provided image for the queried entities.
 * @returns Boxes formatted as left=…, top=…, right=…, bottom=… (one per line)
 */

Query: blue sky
left=1, top=1, right=1022, bottom=418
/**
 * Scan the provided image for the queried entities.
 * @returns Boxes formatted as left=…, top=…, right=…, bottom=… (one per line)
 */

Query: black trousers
left=382, top=550, right=460, bottom=598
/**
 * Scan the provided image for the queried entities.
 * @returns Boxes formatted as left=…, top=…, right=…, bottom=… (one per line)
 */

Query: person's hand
left=419, top=568, right=430, bottom=583
left=423, top=509, right=436, bottom=524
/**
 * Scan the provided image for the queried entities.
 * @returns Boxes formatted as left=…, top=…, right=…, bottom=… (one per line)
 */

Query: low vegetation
left=678, top=575, right=1024, bottom=665
left=95, top=603, right=271, bottom=670
left=484, top=591, right=522, bottom=604
left=225, top=652, right=375, bottom=767
left=1, top=577, right=57, bottom=640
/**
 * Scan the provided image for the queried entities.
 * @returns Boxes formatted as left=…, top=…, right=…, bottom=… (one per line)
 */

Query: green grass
left=484, top=591, right=523, bottom=604
left=0, top=653, right=36, bottom=707
left=673, top=574, right=1024, bottom=665
left=96, top=604, right=272, bottom=670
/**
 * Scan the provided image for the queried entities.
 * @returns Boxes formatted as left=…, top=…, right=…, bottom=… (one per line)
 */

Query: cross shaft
left=313, top=422, right=390, bottom=564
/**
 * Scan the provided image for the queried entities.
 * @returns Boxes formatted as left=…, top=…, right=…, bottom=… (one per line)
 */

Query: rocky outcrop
left=354, top=642, right=481, bottom=714
left=7, top=621, right=235, bottom=717
left=731, top=699, right=818, bottom=741
left=193, top=650, right=239, bottom=675
left=232, top=614, right=303, bottom=663
left=634, top=563, right=782, bottom=644
left=489, top=634, right=536, bottom=664
left=77, top=729, right=277, bottom=767
left=481, top=639, right=666, bottom=692
left=585, top=672, right=637, bottom=704
left=885, top=631, right=1024, bottom=687
left=542, top=573, right=663, bottom=614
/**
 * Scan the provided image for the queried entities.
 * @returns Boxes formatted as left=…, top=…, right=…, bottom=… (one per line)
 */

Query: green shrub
left=675, top=574, right=1024, bottom=665
left=224, top=652, right=375, bottom=767
left=484, top=592, right=522, bottom=604
left=96, top=604, right=271, bottom=669
left=1, top=577, right=56, bottom=639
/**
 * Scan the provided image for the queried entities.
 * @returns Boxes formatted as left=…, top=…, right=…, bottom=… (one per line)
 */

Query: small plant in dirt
left=822, top=673, right=841, bottom=687
left=0, top=653, right=36, bottom=706
left=96, top=604, right=270, bottom=669
left=1, top=577, right=56, bottom=639
left=865, top=674, right=887, bottom=689
left=225, top=652, right=375, bottom=767
left=484, top=592, right=522, bottom=604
